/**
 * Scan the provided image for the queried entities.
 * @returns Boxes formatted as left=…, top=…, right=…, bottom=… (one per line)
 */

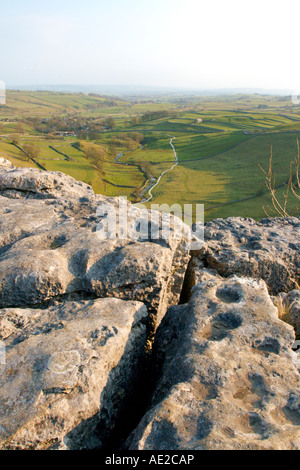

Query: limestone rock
left=1, top=159, right=299, bottom=451
left=0, top=158, right=94, bottom=199
left=127, top=276, right=300, bottom=450
left=0, top=161, right=191, bottom=325
left=197, top=217, right=300, bottom=295
left=0, top=158, right=13, bottom=169
left=0, top=297, right=147, bottom=449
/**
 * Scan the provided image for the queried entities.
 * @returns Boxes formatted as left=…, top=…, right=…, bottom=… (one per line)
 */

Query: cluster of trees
left=109, top=132, right=143, bottom=151
left=131, top=110, right=178, bottom=125
left=27, top=116, right=78, bottom=134
left=141, top=110, right=170, bottom=122
left=132, top=161, right=154, bottom=202
left=26, top=115, right=115, bottom=139
left=131, top=116, right=140, bottom=126
left=103, top=117, right=115, bottom=129
left=139, top=161, right=152, bottom=180
left=81, top=144, right=107, bottom=179
left=140, top=110, right=178, bottom=122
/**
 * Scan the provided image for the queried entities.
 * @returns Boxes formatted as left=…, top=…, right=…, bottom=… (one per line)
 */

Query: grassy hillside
left=1, top=90, right=300, bottom=222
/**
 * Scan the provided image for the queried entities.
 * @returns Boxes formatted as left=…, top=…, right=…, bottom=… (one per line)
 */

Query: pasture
left=1, top=90, right=300, bottom=221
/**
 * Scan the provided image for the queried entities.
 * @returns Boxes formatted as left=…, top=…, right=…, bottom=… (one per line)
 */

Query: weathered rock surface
left=1, top=158, right=300, bottom=451
left=196, top=217, right=300, bottom=295
left=0, top=158, right=95, bottom=200
left=0, top=159, right=191, bottom=325
left=0, top=297, right=147, bottom=449
left=127, top=276, right=300, bottom=450
left=0, top=159, right=193, bottom=450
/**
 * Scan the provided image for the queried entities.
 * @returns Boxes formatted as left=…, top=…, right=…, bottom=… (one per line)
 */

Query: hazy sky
left=1, top=0, right=300, bottom=90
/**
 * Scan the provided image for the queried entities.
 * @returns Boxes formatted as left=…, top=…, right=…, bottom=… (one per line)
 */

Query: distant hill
left=6, top=84, right=293, bottom=98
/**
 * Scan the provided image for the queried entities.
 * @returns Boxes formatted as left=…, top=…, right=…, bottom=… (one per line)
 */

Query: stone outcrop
left=0, top=298, right=147, bottom=449
left=0, top=159, right=191, bottom=449
left=195, top=217, right=300, bottom=295
left=282, top=290, right=300, bottom=336
left=0, top=159, right=191, bottom=325
left=127, top=276, right=300, bottom=450
left=0, top=158, right=299, bottom=451
left=0, top=158, right=95, bottom=200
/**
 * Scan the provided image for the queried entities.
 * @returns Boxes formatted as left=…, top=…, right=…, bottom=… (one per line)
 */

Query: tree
left=84, top=146, right=106, bottom=179
left=78, top=130, right=87, bottom=140
left=139, top=161, right=152, bottom=180
left=104, top=117, right=115, bottom=129
left=16, top=122, right=24, bottom=134
left=131, top=116, right=140, bottom=126
left=11, top=134, right=20, bottom=146
left=89, top=130, right=100, bottom=141
left=131, top=132, right=144, bottom=144
left=23, top=143, right=41, bottom=161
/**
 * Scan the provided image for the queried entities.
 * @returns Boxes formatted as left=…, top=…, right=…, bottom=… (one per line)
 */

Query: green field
left=1, top=90, right=300, bottom=222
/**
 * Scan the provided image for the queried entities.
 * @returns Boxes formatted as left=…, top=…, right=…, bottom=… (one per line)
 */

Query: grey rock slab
left=0, top=297, right=148, bottom=449
left=0, top=159, right=94, bottom=200
left=0, top=160, right=191, bottom=324
left=196, top=217, right=300, bottom=295
left=127, top=275, right=300, bottom=450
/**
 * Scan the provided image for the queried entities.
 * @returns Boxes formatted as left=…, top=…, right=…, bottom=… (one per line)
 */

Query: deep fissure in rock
left=179, top=253, right=195, bottom=304
left=70, top=259, right=195, bottom=450
left=94, top=249, right=198, bottom=449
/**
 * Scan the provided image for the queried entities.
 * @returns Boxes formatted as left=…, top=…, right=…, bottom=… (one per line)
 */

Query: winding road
left=114, top=135, right=178, bottom=203
left=141, top=135, right=178, bottom=203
